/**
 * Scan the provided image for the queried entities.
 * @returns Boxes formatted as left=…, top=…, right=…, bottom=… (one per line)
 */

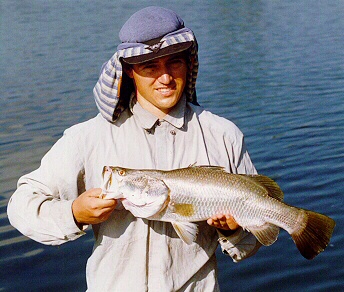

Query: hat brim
left=122, top=41, right=192, bottom=65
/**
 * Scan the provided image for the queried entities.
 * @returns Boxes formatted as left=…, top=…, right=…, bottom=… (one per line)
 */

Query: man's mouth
left=156, top=87, right=175, bottom=95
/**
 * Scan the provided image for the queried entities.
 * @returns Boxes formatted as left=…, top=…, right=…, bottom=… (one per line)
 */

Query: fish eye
left=118, top=169, right=126, bottom=176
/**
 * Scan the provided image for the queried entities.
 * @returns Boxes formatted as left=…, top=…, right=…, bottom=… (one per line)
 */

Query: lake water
left=1, top=1, right=343, bottom=291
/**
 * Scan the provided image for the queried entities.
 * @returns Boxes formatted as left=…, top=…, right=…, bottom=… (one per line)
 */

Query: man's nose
left=158, top=72, right=173, bottom=84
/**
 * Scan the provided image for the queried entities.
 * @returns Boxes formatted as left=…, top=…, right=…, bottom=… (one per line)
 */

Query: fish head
left=106, top=167, right=170, bottom=218
left=100, top=166, right=125, bottom=199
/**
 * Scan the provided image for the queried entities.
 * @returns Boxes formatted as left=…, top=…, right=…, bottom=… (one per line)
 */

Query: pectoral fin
left=172, top=222, right=199, bottom=244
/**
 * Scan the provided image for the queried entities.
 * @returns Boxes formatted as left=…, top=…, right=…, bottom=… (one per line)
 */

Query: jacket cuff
left=50, top=199, right=87, bottom=241
left=217, top=228, right=261, bottom=262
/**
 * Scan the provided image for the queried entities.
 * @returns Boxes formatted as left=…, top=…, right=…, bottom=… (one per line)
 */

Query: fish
left=100, top=165, right=335, bottom=260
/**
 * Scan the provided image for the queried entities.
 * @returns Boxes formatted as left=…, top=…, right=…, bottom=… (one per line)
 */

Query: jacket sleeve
left=7, top=130, right=86, bottom=245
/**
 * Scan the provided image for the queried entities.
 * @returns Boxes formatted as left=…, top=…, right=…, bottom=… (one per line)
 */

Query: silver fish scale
left=148, top=168, right=258, bottom=221
left=147, top=167, right=301, bottom=232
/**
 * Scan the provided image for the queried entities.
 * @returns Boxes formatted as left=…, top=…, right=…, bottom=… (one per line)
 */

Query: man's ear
left=123, top=63, right=133, bottom=78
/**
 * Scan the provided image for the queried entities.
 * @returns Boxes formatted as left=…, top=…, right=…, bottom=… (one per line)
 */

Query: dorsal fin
left=243, top=174, right=284, bottom=201
left=190, top=165, right=227, bottom=172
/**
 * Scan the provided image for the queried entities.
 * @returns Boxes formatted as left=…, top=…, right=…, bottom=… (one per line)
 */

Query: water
left=1, top=1, right=343, bottom=291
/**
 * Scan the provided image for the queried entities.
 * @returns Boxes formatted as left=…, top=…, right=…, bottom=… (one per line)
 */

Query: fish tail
left=291, top=210, right=335, bottom=260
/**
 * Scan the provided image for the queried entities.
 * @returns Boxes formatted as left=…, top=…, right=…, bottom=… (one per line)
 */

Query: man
left=8, top=6, right=260, bottom=291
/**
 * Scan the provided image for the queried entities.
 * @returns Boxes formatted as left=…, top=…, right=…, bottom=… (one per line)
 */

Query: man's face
left=126, top=52, right=188, bottom=118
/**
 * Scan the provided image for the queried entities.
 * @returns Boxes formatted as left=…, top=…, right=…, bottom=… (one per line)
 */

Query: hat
left=119, top=6, right=192, bottom=64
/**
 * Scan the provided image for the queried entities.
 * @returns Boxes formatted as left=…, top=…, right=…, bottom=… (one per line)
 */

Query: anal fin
left=248, top=223, right=280, bottom=246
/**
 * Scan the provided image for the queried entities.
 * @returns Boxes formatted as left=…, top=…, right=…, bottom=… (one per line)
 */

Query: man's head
left=93, top=6, right=198, bottom=122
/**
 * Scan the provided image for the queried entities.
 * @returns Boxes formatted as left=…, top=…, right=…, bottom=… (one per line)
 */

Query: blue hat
left=119, top=6, right=192, bottom=64
left=119, top=6, right=184, bottom=43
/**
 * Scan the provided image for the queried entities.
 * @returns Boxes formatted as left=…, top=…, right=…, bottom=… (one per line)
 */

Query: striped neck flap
left=93, top=27, right=199, bottom=123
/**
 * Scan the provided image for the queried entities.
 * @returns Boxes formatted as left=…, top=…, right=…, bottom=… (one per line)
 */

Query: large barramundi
left=100, top=165, right=335, bottom=260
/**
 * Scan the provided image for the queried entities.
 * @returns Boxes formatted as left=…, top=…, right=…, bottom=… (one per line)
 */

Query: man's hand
left=72, top=188, right=117, bottom=225
left=207, top=214, right=239, bottom=231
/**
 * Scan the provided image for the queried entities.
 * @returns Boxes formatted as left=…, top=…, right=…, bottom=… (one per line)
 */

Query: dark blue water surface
left=1, top=1, right=343, bottom=291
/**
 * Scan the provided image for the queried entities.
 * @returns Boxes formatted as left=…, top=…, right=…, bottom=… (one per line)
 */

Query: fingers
left=207, top=214, right=239, bottom=231
left=81, top=188, right=117, bottom=207
left=224, top=214, right=239, bottom=230
left=72, top=188, right=117, bottom=225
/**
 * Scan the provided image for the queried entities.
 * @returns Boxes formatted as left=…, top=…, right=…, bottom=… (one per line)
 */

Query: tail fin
left=291, top=210, right=335, bottom=260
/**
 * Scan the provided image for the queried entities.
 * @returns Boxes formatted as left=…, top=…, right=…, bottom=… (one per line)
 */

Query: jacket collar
left=130, top=93, right=186, bottom=131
